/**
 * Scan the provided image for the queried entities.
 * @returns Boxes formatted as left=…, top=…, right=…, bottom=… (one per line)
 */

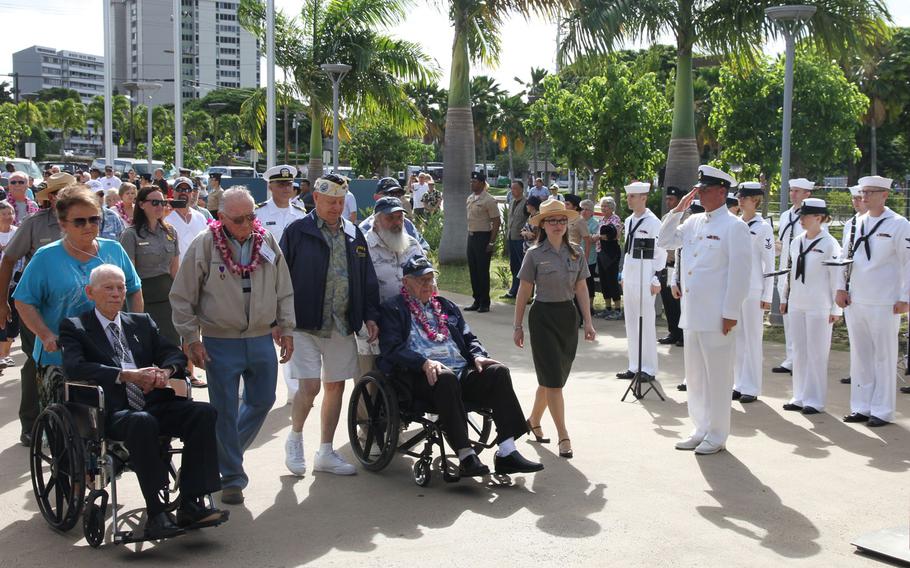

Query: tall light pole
left=765, top=5, right=816, bottom=216
left=320, top=63, right=351, bottom=173
left=266, top=0, right=276, bottom=169
left=21, top=93, right=38, bottom=158
left=103, top=0, right=114, bottom=166
left=126, top=82, right=162, bottom=169
left=173, top=0, right=184, bottom=170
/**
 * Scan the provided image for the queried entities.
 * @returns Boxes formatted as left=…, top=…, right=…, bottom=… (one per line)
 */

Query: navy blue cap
left=665, top=186, right=684, bottom=199
left=403, top=255, right=437, bottom=277
left=471, top=171, right=486, bottom=182
left=376, top=177, right=403, bottom=194
left=374, top=196, right=406, bottom=216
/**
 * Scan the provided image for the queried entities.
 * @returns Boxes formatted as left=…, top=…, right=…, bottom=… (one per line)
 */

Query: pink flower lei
left=400, top=286, right=449, bottom=342
left=7, top=194, right=38, bottom=226
left=114, top=201, right=133, bottom=225
left=208, top=219, right=267, bottom=275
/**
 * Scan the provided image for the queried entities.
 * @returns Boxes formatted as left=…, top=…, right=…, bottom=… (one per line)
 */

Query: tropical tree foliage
left=341, top=122, right=432, bottom=176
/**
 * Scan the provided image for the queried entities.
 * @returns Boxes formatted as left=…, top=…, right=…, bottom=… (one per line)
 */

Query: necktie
left=108, top=322, right=144, bottom=410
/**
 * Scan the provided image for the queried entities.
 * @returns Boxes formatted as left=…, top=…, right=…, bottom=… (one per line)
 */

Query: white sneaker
left=314, top=450, right=357, bottom=475
left=694, top=440, right=725, bottom=455
left=675, top=436, right=703, bottom=451
left=285, top=433, right=306, bottom=476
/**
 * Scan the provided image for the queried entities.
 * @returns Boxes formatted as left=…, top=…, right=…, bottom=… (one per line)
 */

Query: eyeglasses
left=67, top=216, right=102, bottom=227
left=860, top=189, right=886, bottom=196
left=8, top=180, right=26, bottom=185
left=544, top=217, right=569, bottom=226
left=225, top=213, right=256, bottom=224
left=144, top=199, right=166, bottom=207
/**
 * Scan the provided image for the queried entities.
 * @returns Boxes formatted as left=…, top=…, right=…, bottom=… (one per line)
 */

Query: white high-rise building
left=12, top=46, right=105, bottom=104
left=112, top=0, right=260, bottom=106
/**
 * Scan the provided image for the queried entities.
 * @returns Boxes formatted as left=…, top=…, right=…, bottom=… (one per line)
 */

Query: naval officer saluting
left=835, top=176, right=910, bottom=427
left=658, top=165, right=751, bottom=455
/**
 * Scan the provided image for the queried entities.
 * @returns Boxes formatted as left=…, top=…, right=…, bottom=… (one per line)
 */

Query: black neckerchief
left=846, top=215, right=858, bottom=259
left=852, top=215, right=888, bottom=260
left=624, top=215, right=646, bottom=255
left=781, top=209, right=800, bottom=242
left=794, top=236, right=823, bottom=284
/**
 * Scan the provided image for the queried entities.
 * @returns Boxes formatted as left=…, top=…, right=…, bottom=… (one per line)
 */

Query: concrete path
left=0, top=292, right=907, bottom=567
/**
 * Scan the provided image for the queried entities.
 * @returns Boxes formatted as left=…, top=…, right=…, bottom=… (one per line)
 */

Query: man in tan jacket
left=170, top=186, right=295, bottom=506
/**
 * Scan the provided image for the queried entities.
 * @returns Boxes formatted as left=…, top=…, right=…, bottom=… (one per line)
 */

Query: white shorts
left=288, top=330, right=358, bottom=382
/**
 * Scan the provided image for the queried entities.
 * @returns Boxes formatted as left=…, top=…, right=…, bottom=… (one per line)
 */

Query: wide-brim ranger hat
left=737, top=181, right=764, bottom=197
left=800, top=197, right=829, bottom=216
left=696, top=165, right=735, bottom=189
left=35, top=172, right=76, bottom=201
left=529, top=198, right=579, bottom=227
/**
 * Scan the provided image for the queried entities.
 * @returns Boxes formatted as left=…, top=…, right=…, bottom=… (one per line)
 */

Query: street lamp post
left=765, top=5, right=816, bottom=216
left=320, top=63, right=351, bottom=173
left=21, top=93, right=38, bottom=158
left=266, top=0, right=276, bottom=169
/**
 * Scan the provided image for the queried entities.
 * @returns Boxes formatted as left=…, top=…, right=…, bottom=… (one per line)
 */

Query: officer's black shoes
left=900, top=385, right=910, bottom=394
left=739, top=395, right=757, bottom=404
left=801, top=406, right=820, bottom=415
left=458, top=454, right=490, bottom=477
left=464, top=303, right=480, bottom=311
left=867, top=416, right=890, bottom=427
left=676, top=383, right=687, bottom=391
left=840, top=377, right=852, bottom=384
left=843, top=412, right=869, bottom=423
left=477, top=305, right=490, bottom=313
left=732, top=390, right=742, bottom=400
left=771, top=366, right=792, bottom=374
left=615, top=370, right=635, bottom=379
left=494, top=451, right=544, bottom=474
left=782, top=403, right=803, bottom=412
left=657, top=335, right=680, bottom=345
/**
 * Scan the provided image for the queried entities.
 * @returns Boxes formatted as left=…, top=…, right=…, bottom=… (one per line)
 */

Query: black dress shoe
left=732, top=390, right=742, bottom=400
left=19, top=431, right=32, bottom=447
left=900, top=385, right=910, bottom=394
left=458, top=454, right=490, bottom=477
left=494, top=451, right=544, bottom=474
left=464, top=304, right=480, bottom=311
left=771, top=366, right=792, bottom=374
left=636, top=372, right=654, bottom=383
left=675, top=338, right=684, bottom=347
left=739, top=395, right=757, bottom=403
left=843, top=412, right=869, bottom=423
left=840, top=377, right=851, bottom=384
left=782, top=403, right=803, bottom=411
left=658, top=335, right=679, bottom=345
left=616, top=370, right=635, bottom=379
left=801, top=406, right=820, bottom=415
left=867, top=416, right=890, bottom=427
left=176, top=497, right=229, bottom=529
left=676, top=383, right=687, bottom=391
left=477, top=305, right=490, bottom=313
left=145, top=512, right=186, bottom=540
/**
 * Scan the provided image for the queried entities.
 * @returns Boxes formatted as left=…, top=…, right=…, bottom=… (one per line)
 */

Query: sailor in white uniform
left=732, top=182, right=775, bottom=403
left=838, top=185, right=867, bottom=386
left=774, top=178, right=815, bottom=374
left=658, top=165, right=751, bottom=455
left=779, top=198, right=842, bottom=414
left=835, top=176, right=910, bottom=427
left=615, top=181, right=667, bottom=382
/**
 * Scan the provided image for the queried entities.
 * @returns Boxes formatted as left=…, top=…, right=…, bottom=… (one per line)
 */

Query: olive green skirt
left=529, top=300, right=579, bottom=388
left=142, top=273, right=179, bottom=345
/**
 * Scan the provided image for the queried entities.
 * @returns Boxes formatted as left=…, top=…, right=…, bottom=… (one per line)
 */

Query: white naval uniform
left=733, top=215, right=775, bottom=397
left=256, top=199, right=307, bottom=244
left=658, top=207, right=751, bottom=447
left=777, top=207, right=804, bottom=370
left=780, top=232, right=842, bottom=410
left=840, top=213, right=861, bottom=388
left=835, top=207, right=910, bottom=422
left=621, top=209, right=667, bottom=376
left=256, top=199, right=307, bottom=399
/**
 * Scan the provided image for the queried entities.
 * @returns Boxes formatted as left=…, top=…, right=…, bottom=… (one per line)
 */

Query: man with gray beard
left=356, top=197, right=424, bottom=375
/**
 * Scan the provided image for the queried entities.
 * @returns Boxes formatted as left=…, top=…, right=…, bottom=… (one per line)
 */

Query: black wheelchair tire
left=30, top=404, right=86, bottom=532
left=83, top=502, right=105, bottom=548
left=347, top=372, right=400, bottom=472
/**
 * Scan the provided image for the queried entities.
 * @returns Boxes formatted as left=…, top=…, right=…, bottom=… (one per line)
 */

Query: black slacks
left=405, top=363, right=528, bottom=450
left=18, top=325, right=39, bottom=434
left=658, top=269, right=682, bottom=339
left=108, top=398, right=221, bottom=515
left=467, top=232, right=492, bottom=307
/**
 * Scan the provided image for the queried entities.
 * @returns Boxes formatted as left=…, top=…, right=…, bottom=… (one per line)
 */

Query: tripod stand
left=622, top=236, right=665, bottom=402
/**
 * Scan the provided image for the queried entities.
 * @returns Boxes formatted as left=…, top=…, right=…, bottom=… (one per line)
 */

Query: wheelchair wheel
left=83, top=490, right=108, bottom=548
left=467, top=410, right=493, bottom=456
left=413, top=458, right=431, bottom=487
left=348, top=372, right=400, bottom=472
left=30, top=404, right=86, bottom=532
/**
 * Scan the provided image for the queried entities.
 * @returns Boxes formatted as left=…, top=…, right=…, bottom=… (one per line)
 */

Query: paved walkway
left=0, top=292, right=907, bottom=566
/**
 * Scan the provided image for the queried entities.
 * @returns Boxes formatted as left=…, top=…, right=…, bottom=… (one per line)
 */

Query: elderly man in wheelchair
left=52, top=264, right=227, bottom=543
left=375, top=256, right=543, bottom=479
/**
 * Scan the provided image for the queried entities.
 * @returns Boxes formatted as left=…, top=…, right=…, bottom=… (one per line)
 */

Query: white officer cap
left=624, top=181, right=651, bottom=194
left=696, top=165, right=735, bottom=189
left=849, top=185, right=862, bottom=197
left=788, top=178, right=815, bottom=191
left=858, top=175, right=893, bottom=191
left=265, top=165, right=297, bottom=182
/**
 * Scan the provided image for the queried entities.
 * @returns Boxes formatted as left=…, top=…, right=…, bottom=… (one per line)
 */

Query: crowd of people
left=1, top=158, right=907, bottom=538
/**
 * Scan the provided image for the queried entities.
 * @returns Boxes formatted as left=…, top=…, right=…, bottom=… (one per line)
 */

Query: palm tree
left=438, top=1, right=572, bottom=264
left=183, top=109, right=213, bottom=144
left=493, top=93, right=528, bottom=179
left=86, top=94, right=131, bottom=146
left=470, top=76, right=505, bottom=166
left=405, top=82, right=447, bottom=154
left=239, top=0, right=436, bottom=182
left=48, top=99, right=87, bottom=153
left=560, top=0, right=891, bottom=192
left=515, top=67, right=549, bottom=178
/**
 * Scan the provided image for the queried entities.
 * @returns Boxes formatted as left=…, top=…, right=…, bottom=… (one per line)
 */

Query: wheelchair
left=346, top=370, right=511, bottom=486
left=29, top=371, right=224, bottom=548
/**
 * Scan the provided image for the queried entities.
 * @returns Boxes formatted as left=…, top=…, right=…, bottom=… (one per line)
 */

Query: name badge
left=266, top=221, right=277, bottom=225
left=259, top=242, right=277, bottom=264
left=138, top=241, right=150, bottom=246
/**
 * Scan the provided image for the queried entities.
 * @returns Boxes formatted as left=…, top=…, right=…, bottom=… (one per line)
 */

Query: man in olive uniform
left=207, top=172, right=224, bottom=217
left=465, top=171, right=501, bottom=313
left=0, top=172, right=73, bottom=445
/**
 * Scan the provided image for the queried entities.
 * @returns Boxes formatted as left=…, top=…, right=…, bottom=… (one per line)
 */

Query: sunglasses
left=67, top=216, right=102, bottom=227
left=144, top=199, right=167, bottom=206
left=8, top=180, right=25, bottom=185
left=225, top=213, right=256, bottom=224
left=544, top=218, right=569, bottom=226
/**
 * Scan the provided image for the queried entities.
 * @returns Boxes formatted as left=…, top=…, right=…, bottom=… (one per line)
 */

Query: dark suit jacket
left=59, top=310, right=187, bottom=413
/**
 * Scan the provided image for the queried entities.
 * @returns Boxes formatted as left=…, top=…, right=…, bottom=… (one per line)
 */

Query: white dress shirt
left=836, top=207, right=910, bottom=306
left=95, top=309, right=137, bottom=370
left=743, top=214, right=776, bottom=303
left=166, top=208, right=209, bottom=261
left=622, top=208, right=667, bottom=287
left=780, top=232, right=843, bottom=316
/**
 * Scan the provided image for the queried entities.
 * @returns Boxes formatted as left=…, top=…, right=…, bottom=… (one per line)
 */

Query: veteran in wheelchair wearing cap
left=378, top=255, right=543, bottom=478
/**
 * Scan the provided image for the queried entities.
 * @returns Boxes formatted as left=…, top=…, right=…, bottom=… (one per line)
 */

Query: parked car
left=90, top=158, right=166, bottom=177
left=204, top=166, right=258, bottom=178
left=1, top=157, right=43, bottom=180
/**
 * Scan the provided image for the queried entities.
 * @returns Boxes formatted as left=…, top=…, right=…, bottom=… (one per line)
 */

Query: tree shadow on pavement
left=696, top=452, right=821, bottom=559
